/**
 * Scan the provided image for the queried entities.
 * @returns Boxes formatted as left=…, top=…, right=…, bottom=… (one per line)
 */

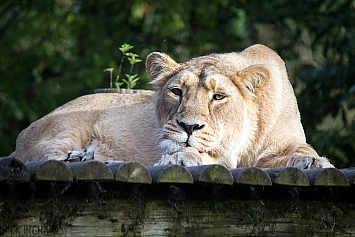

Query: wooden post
left=304, top=168, right=349, bottom=186
left=340, top=168, right=355, bottom=185
left=187, top=165, right=233, bottom=185
left=0, top=157, right=29, bottom=181
left=26, top=160, right=72, bottom=182
left=231, top=167, right=272, bottom=186
left=107, top=161, right=152, bottom=183
left=148, top=165, right=193, bottom=184
left=265, top=167, right=309, bottom=186
left=67, top=160, right=113, bottom=181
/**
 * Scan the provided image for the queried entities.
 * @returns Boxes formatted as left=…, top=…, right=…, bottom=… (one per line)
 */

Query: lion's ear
left=146, top=52, right=179, bottom=89
left=237, top=65, right=270, bottom=93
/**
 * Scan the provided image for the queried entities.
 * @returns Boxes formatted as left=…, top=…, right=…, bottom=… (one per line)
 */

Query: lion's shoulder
left=50, top=93, right=154, bottom=115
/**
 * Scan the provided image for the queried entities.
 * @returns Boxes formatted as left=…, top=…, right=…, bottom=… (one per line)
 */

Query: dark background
left=1, top=0, right=354, bottom=168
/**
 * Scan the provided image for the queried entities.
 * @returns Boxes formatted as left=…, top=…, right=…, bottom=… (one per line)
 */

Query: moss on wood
left=1, top=181, right=355, bottom=236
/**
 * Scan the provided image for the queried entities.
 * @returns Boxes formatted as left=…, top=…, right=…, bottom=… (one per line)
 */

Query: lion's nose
left=177, top=121, right=205, bottom=136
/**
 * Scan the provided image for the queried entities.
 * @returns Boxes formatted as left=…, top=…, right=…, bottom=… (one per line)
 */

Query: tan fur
left=11, top=44, right=334, bottom=169
left=12, top=93, right=161, bottom=165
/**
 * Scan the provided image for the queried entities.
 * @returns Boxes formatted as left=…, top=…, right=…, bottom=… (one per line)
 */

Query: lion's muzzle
left=177, top=120, right=205, bottom=136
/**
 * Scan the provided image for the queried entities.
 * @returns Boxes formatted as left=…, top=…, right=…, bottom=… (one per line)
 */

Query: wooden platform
left=1, top=157, right=355, bottom=236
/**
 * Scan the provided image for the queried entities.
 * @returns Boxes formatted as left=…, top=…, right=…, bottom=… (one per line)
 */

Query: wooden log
left=107, top=161, right=152, bottom=184
left=0, top=157, right=29, bottom=181
left=304, top=168, right=349, bottom=186
left=231, top=167, right=272, bottom=186
left=340, top=168, right=355, bottom=185
left=187, top=165, right=233, bottom=185
left=26, top=160, right=72, bottom=182
left=265, top=167, right=309, bottom=186
left=148, top=165, right=193, bottom=184
left=67, top=160, right=113, bottom=181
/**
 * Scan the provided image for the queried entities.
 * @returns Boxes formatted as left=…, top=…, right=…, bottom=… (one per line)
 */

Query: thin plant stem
left=116, top=55, right=126, bottom=83
left=129, top=62, right=134, bottom=76
left=109, top=70, right=113, bottom=89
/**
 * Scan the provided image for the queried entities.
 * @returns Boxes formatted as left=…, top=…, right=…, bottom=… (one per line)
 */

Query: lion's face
left=146, top=52, right=269, bottom=167
left=156, top=66, right=248, bottom=167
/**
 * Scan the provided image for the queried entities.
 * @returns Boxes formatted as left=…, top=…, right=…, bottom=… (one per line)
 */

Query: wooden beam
left=107, top=161, right=152, bottom=184
left=0, top=157, right=29, bottom=181
left=304, top=168, right=349, bottom=186
left=148, top=165, right=193, bottom=184
left=265, top=167, right=309, bottom=186
left=187, top=165, right=233, bottom=185
left=26, top=160, right=72, bottom=182
left=340, top=168, right=355, bottom=185
left=67, top=160, right=113, bottom=181
left=231, top=167, right=272, bottom=186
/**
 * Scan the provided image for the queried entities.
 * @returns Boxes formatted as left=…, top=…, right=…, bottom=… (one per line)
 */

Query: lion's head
left=145, top=44, right=322, bottom=169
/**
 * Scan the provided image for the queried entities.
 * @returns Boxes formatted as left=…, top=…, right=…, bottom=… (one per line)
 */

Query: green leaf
left=128, top=56, right=141, bottom=64
left=103, top=68, right=114, bottom=72
left=130, top=74, right=139, bottom=80
left=125, top=52, right=138, bottom=57
left=119, top=43, right=134, bottom=53
left=124, top=74, right=138, bottom=80
left=114, top=82, right=124, bottom=89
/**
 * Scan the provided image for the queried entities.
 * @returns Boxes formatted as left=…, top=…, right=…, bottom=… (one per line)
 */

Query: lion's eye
left=171, top=88, right=182, bottom=96
left=212, top=94, right=226, bottom=100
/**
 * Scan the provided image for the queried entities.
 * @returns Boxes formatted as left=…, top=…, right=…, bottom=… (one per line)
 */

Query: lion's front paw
left=287, top=155, right=334, bottom=169
left=155, top=147, right=202, bottom=167
left=55, top=148, right=94, bottom=162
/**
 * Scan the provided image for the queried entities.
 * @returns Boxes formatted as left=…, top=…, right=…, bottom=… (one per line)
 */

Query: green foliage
left=0, top=0, right=354, bottom=167
left=104, top=43, right=142, bottom=89
left=119, top=43, right=134, bottom=53
left=122, top=74, right=140, bottom=89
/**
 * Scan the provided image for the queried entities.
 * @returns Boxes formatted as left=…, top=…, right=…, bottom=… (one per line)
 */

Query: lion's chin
left=159, top=139, right=208, bottom=154
left=159, top=139, right=184, bottom=155
left=157, top=139, right=221, bottom=167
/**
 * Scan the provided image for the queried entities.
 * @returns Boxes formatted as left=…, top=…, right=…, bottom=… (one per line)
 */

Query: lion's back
left=14, top=92, right=156, bottom=162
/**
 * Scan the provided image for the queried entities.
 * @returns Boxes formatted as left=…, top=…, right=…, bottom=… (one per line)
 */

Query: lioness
left=10, top=44, right=333, bottom=169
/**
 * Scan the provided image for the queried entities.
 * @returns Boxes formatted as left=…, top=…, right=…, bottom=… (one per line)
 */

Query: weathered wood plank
left=2, top=195, right=355, bottom=237
left=67, top=160, right=113, bottom=181
left=265, top=167, right=309, bottom=186
left=340, top=168, right=355, bottom=185
left=0, top=157, right=29, bottom=181
left=107, top=161, right=152, bottom=184
left=187, top=165, right=233, bottom=185
left=304, top=168, right=349, bottom=186
left=148, top=165, right=193, bottom=184
left=231, top=167, right=272, bottom=186
left=26, top=160, right=72, bottom=182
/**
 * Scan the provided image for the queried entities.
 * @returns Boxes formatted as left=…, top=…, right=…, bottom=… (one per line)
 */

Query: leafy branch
left=104, top=43, right=142, bottom=89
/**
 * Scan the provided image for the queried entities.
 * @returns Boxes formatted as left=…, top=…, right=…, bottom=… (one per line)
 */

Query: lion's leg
left=35, top=130, right=94, bottom=162
left=254, top=155, right=289, bottom=168
left=286, top=144, right=334, bottom=169
left=255, top=144, right=334, bottom=169
left=54, top=139, right=123, bottom=163
left=54, top=147, right=95, bottom=162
